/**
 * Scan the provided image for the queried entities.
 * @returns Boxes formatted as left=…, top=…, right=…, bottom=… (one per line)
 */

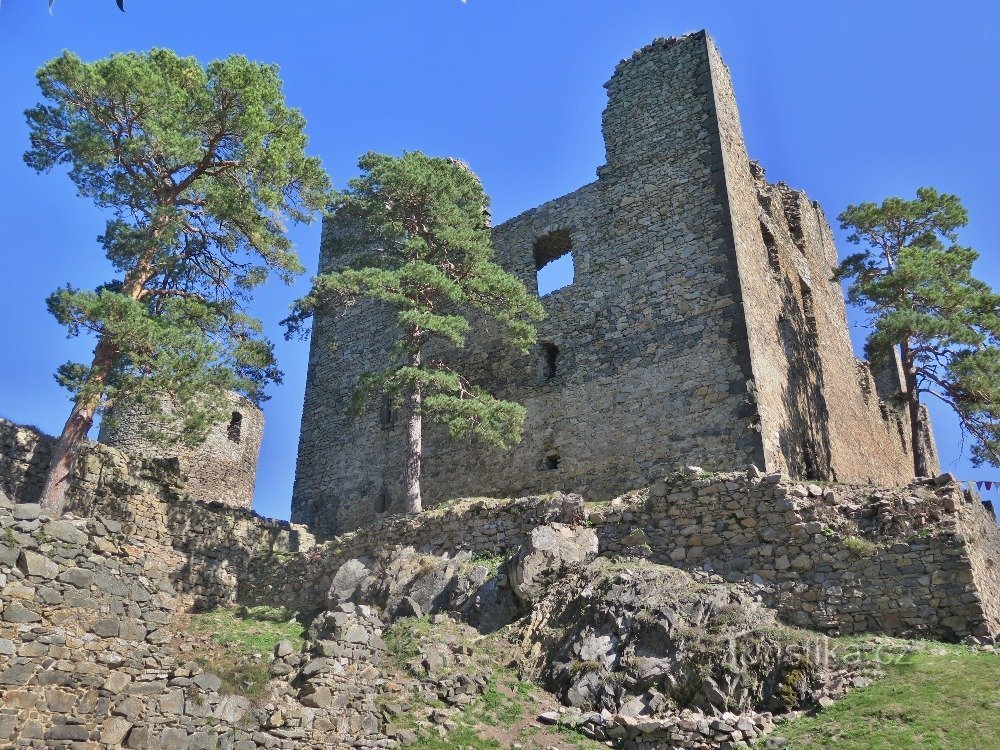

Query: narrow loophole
left=227, top=412, right=243, bottom=443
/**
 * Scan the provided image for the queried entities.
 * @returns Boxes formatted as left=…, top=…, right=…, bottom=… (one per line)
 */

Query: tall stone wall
left=704, top=37, right=934, bottom=484
left=292, top=31, right=929, bottom=536
left=98, top=392, right=264, bottom=510
left=294, top=32, right=764, bottom=536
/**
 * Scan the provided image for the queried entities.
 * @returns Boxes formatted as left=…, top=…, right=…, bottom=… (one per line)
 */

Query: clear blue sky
left=1, top=1, right=998, bottom=521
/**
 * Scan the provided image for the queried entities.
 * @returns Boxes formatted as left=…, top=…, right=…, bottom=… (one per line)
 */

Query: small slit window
left=542, top=342, right=559, bottom=380
left=380, top=395, right=394, bottom=430
left=227, top=411, right=243, bottom=443
left=534, top=229, right=575, bottom=296
left=545, top=450, right=560, bottom=471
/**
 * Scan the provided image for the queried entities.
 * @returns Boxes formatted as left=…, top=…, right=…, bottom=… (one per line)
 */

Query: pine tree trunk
left=900, top=341, right=928, bottom=477
left=403, top=347, right=423, bottom=514
left=38, top=334, right=118, bottom=515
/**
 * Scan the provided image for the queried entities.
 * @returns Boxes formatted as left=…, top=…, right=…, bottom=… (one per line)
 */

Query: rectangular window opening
left=534, top=229, right=575, bottom=296
left=542, top=342, right=559, bottom=380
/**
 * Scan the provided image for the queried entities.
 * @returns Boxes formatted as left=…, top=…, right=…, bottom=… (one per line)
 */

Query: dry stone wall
left=291, top=31, right=928, bottom=536
left=2, top=418, right=996, bottom=643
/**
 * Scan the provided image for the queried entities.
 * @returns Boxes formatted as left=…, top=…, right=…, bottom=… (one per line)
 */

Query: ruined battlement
left=98, top=392, right=264, bottom=510
left=291, top=31, right=936, bottom=537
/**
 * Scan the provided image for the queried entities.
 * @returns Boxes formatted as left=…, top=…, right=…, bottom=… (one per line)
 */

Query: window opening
left=542, top=342, right=559, bottom=380
left=533, top=229, right=575, bottom=296
left=380, top=395, right=394, bottom=429
left=545, top=450, right=561, bottom=471
left=227, top=411, right=243, bottom=443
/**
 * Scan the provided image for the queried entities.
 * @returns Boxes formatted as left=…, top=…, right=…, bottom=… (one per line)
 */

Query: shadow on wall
left=163, top=496, right=317, bottom=614
left=0, top=418, right=54, bottom=504
left=773, top=272, right=834, bottom=481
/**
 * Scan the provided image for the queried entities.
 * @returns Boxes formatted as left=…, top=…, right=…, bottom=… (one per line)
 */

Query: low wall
left=1, top=418, right=998, bottom=641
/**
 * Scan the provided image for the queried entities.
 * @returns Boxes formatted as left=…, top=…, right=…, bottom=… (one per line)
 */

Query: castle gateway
left=292, top=31, right=937, bottom=536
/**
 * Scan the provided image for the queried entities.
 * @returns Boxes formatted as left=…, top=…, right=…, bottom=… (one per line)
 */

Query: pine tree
left=837, top=188, right=1000, bottom=471
left=24, top=49, right=331, bottom=513
left=286, top=151, right=544, bottom=513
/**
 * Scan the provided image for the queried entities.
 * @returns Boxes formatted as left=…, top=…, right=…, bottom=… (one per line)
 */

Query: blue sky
left=1, top=1, right=998, bottom=521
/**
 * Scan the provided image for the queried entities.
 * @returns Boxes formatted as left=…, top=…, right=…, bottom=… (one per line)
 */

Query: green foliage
left=383, top=615, right=434, bottom=668
left=837, top=188, right=1000, bottom=466
left=24, top=47, right=330, bottom=442
left=841, top=535, right=879, bottom=557
left=188, top=605, right=305, bottom=701
left=774, top=643, right=1000, bottom=749
left=287, top=151, right=544, bottom=453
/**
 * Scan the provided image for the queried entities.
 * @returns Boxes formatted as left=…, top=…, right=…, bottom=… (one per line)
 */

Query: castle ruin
left=292, top=31, right=937, bottom=536
left=98, top=391, right=263, bottom=510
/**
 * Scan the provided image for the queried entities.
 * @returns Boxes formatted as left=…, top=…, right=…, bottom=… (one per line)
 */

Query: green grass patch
left=841, top=535, right=879, bottom=557
left=406, top=725, right=501, bottom=750
left=383, top=616, right=434, bottom=669
left=772, top=645, right=1000, bottom=749
left=473, top=685, right=524, bottom=727
left=188, top=605, right=305, bottom=701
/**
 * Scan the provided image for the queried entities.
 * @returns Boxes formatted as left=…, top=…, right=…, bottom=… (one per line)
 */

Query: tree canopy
left=25, top=47, right=331, bottom=510
left=838, top=188, right=1000, bottom=470
left=287, top=151, right=544, bottom=512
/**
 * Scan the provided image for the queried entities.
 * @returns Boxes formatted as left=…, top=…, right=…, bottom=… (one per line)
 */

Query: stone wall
left=0, top=493, right=393, bottom=750
left=0, top=418, right=315, bottom=611
left=293, top=32, right=764, bottom=535
left=4, top=416, right=994, bottom=642
left=272, top=470, right=999, bottom=642
left=99, top=392, right=264, bottom=510
left=291, top=31, right=927, bottom=536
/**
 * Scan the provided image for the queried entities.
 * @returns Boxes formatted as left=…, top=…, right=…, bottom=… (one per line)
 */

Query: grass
left=383, top=615, right=435, bottom=669
left=841, top=535, right=879, bottom=556
left=187, top=605, right=305, bottom=701
left=771, top=643, right=1000, bottom=749
left=406, top=725, right=501, bottom=750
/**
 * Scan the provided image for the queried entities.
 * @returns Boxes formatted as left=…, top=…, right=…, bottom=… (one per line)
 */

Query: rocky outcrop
left=510, top=522, right=599, bottom=604
left=524, top=557, right=828, bottom=716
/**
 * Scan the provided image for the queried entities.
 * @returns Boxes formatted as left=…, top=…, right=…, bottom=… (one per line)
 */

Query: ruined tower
left=99, top=391, right=264, bottom=510
left=292, top=31, right=936, bottom=536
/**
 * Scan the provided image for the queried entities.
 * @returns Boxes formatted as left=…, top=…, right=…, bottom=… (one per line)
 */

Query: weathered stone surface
left=511, top=522, right=598, bottom=603
left=20, top=550, right=59, bottom=580
left=43, top=519, right=89, bottom=545
left=3, top=602, right=41, bottom=623
left=99, top=391, right=263, bottom=511
left=292, top=32, right=934, bottom=539
left=325, top=556, right=371, bottom=609
left=535, top=557, right=828, bottom=716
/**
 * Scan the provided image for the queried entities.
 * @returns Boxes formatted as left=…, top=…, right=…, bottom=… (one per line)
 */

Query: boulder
left=510, top=522, right=598, bottom=603
left=534, top=557, right=831, bottom=717
left=325, top=557, right=372, bottom=609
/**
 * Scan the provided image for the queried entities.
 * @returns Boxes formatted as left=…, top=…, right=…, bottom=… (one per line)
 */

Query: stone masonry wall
left=98, top=392, right=264, bottom=510
left=6, top=420, right=1000, bottom=648
left=293, top=32, right=763, bottom=536
left=704, top=35, right=932, bottom=484
left=4, top=417, right=995, bottom=643
left=291, top=31, right=926, bottom=537
left=0, top=419, right=314, bottom=612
